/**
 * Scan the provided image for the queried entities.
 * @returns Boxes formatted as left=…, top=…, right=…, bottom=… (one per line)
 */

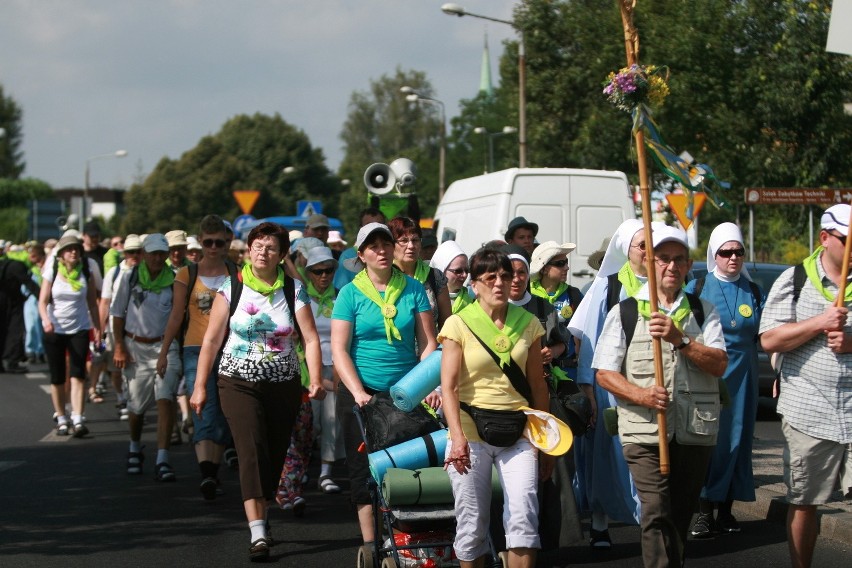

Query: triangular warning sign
left=665, top=193, right=706, bottom=230
left=233, top=190, right=260, bottom=214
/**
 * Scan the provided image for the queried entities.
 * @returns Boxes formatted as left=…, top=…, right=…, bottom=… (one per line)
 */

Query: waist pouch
left=460, top=402, right=527, bottom=447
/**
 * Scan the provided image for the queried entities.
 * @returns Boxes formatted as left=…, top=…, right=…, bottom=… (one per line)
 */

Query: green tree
left=337, top=68, right=442, bottom=232
left=0, top=178, right=54, bottom=242
left=0, top=84, right=25, bottom=179
left=122, top=113, right=341, bottom=234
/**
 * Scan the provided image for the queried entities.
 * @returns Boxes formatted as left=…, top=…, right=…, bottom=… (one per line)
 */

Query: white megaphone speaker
left=389, top=158, right=416, bottom=188
left=364, top=163, right=396, bottom=196
left=57, top=213, right=79, bottom=231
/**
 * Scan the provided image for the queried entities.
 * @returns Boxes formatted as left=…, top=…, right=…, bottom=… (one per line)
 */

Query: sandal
left=249, top=537, right=270, bottom=562
left=319, top=476, right=341, bottom=494
left=87, top=390, right=104, bottom=404
left=56, top=423, right=69, bottom=436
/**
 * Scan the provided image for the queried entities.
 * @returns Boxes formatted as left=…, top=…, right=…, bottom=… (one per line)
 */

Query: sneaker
left=589, top=528, right=612, bottom=549
left=224, top=448, right=239, bottom=470
left=200, top=477, right=218, bottom=500
left=249, top=537, right=270, bottom=562
left=72, top=423, right=89, bottom=438
left=127, top=451, right=145, bottom=475
left=117, top=401, right=129, bottom=421
left=292, top=496, right=306, bottom=517
left=690, top=513, right=716, bottom=538
left=155, top=462, right=177, bottom=482
left=716, top=514, right=741, bottom=534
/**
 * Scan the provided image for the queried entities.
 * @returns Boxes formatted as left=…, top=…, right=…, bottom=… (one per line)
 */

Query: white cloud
left=0, top=0, right=518, bottom=188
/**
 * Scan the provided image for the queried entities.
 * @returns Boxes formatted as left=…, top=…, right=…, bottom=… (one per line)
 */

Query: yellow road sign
left=233, top=190, right=260, bottom=214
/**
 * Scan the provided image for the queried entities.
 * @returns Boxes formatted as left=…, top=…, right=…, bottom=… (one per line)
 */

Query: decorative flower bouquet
left=602, top=64, right=670, bottom=112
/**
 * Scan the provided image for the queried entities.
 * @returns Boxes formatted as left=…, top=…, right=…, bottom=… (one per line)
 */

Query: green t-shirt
left=332, top=275, right=431, bottom=391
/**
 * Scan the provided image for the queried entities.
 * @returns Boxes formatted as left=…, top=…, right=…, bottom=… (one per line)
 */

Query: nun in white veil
left=566, top=219, right=649, bottom=541
left=684, top=222, right=762, bottom=536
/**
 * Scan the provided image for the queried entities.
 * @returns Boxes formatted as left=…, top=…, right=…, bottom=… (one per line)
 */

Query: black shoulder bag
left=458, top=319, right=530, bottom=447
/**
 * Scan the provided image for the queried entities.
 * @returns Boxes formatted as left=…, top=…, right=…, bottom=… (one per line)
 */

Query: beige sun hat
left=529, top=241, right=577, bottom=279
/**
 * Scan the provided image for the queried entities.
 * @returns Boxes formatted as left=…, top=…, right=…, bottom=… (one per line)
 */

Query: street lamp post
left=400, top=86, right=447, bottom=201
left=473, top=126, right=518, bottom=173
left=442, top=3, right=527, bottom=168
left=83, top=149, right=128, bottom=231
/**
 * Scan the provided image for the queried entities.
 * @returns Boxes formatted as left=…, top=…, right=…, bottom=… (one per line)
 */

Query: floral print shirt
left=218, top=276, right=309, bottom=382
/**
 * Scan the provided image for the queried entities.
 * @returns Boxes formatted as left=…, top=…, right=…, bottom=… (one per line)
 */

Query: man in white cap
left=593, top=225, right=728, bottom=567
left=111, top=233, right=181, bottom=482
left=760, top=203, right=852, bottom=568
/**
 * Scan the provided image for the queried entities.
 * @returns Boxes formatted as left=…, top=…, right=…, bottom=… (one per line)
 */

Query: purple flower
left=266, top=337, right=284, bottom=351
left=243, top=302, right=260, bottom=315
left=274, top=325, right=293, bottom=337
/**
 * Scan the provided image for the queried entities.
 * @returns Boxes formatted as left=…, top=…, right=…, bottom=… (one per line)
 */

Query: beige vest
left=616, top=303, right=720, bottom=446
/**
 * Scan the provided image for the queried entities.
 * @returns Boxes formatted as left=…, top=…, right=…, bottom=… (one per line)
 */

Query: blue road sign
left=232, top=214, right=256, bottom=236
left=296, top=200, right=323, bottom=218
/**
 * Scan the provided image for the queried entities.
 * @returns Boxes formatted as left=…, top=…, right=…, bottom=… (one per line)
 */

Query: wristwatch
left=676, top=335, right=691, bottom=350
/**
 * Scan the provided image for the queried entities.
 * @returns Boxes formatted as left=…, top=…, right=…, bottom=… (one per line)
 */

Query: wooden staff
left=835, top=205, right=852, bottom=308
left=618, top=0, right=670, bottom=475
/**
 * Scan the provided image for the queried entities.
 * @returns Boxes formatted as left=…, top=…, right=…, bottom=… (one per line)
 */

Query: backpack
left=618, top=292, right=705, bottom=349
left=223, top=265, right=300, bottom=338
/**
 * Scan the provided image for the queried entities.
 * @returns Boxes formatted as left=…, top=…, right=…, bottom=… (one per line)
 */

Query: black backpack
left=618, top=293, right=705, bottom=349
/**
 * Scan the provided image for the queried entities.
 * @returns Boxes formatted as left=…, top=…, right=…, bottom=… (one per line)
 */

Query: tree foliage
left=0, top=84, right=25, bottom=179
left=337, top=68, right=442, bottom=232
left=0, top=178, right=55, bottom=242
left=122, top=113, right=341, bottom=234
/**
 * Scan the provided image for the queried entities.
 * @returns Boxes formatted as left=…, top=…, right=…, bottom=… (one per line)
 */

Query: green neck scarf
left=306, top=280, right=335, bottom=318
left=458, top=301, right=534, bottom=366
left=137, top=262, right=175, bottom=293
left=241, top=263, right=285, bottom=303
left=59, top=262, right=84, bottom=292
left=637, top=295, right=692, bottom=330
left=352, top=268, right=407, bottom=344
left=803, top=246, right=852, bottom=304
left=410, top=260, right=431, bottom=284
left=450, top=288, right=473, bottom=314
left=530, top=279, right=568, bottom=304
left=618, top=262, right=644, bottom=298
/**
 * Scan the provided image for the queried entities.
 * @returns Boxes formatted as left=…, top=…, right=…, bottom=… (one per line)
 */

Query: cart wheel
left=498, top=551, right=509, bottom=567
left=357, top=545, right=375, bottom=568
left=380, top=557, right=398, bottom=568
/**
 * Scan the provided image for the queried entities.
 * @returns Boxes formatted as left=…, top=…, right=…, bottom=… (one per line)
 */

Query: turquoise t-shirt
left=332, top=274, right=431, bottom=391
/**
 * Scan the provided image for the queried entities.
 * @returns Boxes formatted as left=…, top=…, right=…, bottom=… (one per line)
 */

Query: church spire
left=479, top=32, right=494, bottom=98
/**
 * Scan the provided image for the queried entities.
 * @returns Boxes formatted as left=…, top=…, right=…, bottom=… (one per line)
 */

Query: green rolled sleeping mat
left=381, top=467, right=503, bottom=506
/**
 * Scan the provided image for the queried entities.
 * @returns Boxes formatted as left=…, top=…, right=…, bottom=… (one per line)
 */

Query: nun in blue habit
left=685, top=222, right=763, bottom=537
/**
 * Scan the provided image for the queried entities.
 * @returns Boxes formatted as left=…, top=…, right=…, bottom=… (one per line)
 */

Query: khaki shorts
left=124, top=340, right=181, bottom=415
left=782, top=419, right=846, bottom=505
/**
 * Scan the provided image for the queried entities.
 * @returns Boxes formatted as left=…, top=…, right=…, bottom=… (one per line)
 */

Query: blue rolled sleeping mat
left=390, top=349, right=443, bottom=412
left=369, top=429, right=448, bottom=483
left=381, top=467, right=503, bottom=506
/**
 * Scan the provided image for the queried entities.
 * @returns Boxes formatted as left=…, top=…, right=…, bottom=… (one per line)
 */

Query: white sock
left=156, top=449, right=170, bottom=464
left=591, top=511, right=608, bottom=532
left=71, top=413, right=83, bottom=426
left=129, top=440, right=142, bottom=453
left=320, top=462, right=332, bottom=478
left=57, top=415, right=69, bottom=425
left=249, top=520, right=267, bottom=542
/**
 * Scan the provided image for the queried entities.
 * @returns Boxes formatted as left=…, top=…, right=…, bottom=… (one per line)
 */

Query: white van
left=432, top=168, right=636, bottom=288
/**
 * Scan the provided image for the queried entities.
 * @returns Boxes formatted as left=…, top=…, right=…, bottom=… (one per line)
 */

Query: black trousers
left=0, top=296, right=26, bottom=366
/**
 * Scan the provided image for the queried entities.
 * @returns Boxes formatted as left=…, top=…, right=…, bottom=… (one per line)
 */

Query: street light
left=442, top=3, right=527, bottom=168
left=473, top=126, right=518, bottom=173
left=83, top=149, right=128, bottom=231
left=400, top=86, right=447, bottom=200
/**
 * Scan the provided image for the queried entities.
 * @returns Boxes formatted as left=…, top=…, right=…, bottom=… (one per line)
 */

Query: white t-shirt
left=42, top=260, right=99, bottom=334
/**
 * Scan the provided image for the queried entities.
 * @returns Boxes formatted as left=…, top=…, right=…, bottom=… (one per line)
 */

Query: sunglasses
left=476, top=272, right=513, bottom=286
left=829, top=232, right=847, bottom=247
left=716, top=248, right=745, bottom=259
left=445, top=267, right=469, bottom=276
left=309, top=267, right=335, bottom=276
left=202, top=239, right=227, bottom=248
left=547, top=259, right=569, bottom=268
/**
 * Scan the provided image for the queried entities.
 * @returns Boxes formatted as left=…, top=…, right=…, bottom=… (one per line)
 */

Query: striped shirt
left=759, top=256, right=852, bottom=443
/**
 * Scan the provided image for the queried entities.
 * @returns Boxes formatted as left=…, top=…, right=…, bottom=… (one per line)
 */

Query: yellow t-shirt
left=175, top=266, right=229, bottom=346
left=438, top=313, right=545, bottom=442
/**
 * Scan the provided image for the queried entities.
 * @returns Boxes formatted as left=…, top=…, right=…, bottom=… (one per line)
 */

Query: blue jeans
left=183, top=346, right=230, bottom=445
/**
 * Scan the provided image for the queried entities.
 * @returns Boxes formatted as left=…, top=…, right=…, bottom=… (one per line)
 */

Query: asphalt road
left=1, top=365, right=850, bottom=567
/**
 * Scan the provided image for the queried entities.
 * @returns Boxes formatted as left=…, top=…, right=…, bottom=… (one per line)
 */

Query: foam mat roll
left=390, top=350, right=442, bottom=412
left=381, top=467, right=502, bottom=506
left=368, top=429, right=448, bottom=483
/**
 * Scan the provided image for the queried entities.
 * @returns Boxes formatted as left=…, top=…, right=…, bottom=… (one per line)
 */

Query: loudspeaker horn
left=389, top=158, right=416, bottom=188
left=363, top=163, right=396, bottom=196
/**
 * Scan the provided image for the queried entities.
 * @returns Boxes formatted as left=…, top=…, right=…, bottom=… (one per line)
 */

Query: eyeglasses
left=654, top=255, right=689, bottom=267
left=250, top=244, right=279, bottom=255
left=546, top=259, right=569, bottom=268
left=631, top=241, right=647, bottom=251
left=475, top=272, right=513, bottom=286
left=395, top=237, right=422, bottom=247
left=202, top=239, right=227, bottom=249
left=445, top=267, right=469, bottom=276
left=716, top=248, right=745, bottom=259
left=829, top=232, right=847, bottom=247
left=309, top=267, right=335, bottom=276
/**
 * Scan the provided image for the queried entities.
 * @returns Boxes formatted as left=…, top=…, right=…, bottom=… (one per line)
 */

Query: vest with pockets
left=616, top=295, right=720, bottom=446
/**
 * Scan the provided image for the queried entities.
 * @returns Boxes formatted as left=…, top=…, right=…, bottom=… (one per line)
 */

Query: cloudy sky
left=1, top=0, right=517, bottom=189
